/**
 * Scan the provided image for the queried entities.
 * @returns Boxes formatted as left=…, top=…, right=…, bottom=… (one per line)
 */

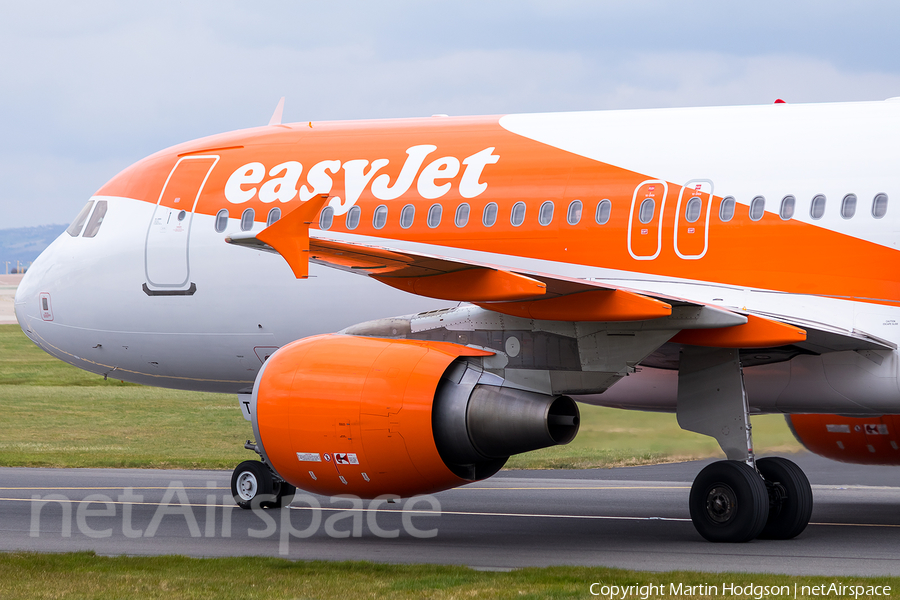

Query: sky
left=3, top=0, right=900, bottom=228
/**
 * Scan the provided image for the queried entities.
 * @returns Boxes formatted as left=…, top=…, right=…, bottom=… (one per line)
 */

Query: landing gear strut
left=231, top=442, right=295, bottom=509
left=677, top=347, right=812, bottom=542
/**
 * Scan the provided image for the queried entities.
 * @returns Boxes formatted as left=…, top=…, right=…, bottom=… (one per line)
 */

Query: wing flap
left=670, top=314, right=807, bottom=348
left=475, top=289, right=671, bottom=321
left=373, top=269, right=547, bottom=302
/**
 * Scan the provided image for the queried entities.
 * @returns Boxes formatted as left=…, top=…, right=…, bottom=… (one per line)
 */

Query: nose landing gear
left=231, top=443, right=295, bottom=509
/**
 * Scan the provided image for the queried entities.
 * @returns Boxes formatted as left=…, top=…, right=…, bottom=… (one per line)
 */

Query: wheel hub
left=705, top=484, right=736, bottom=523
left=236, top=471, right=258, bottom=501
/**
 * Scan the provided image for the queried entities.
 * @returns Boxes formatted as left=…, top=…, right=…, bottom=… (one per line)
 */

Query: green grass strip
left=0, top=323, right=804, bottom=470
left=0, top=552, right=896, bottom=599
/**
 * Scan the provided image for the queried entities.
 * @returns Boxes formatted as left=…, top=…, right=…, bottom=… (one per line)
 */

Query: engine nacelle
left=787, top=414, right=900, bottom=465
left=250, top=334, right=580, bottom=497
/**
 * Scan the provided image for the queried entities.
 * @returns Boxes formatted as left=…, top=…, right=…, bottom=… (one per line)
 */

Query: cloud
left=2, top=1, right=900, bottom=227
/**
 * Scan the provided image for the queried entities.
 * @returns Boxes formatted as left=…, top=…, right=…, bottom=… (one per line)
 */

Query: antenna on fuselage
left=268, top=97, right=285, bottom=126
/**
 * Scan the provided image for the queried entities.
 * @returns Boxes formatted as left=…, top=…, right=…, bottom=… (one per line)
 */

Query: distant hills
left=0, top=225, right=67, bottom=273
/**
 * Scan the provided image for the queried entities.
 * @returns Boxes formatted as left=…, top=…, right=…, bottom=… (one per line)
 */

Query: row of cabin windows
left=214, top=207, right=282, bottom=233
left=212, top=192, right=889, bottom=234
left=636, top=193, right=890, bottom=225
left=320, top=199, right=614, bottom=231
left=716, top=193, right=888, bottom=223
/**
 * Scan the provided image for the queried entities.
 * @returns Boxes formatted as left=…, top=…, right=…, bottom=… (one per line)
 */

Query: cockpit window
left=82, top=200, right=108, bottom=238
left=66, top=201, right=95, bottom=237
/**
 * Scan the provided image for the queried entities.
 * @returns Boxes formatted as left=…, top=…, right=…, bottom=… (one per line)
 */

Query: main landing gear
left=678, top=347, right=813, bottom=543
left=231, top=442, right=295, bottom=509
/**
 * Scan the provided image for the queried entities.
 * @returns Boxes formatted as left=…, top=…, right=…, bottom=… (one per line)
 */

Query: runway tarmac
left=0, top=274, right=22, bottom=325
left=1, top=453, right=898, bottom=576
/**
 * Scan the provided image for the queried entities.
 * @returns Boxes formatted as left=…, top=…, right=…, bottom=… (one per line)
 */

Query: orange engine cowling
left=787, top=414, right=900, bottom=465
left=251, top=334, right=580, bottom=497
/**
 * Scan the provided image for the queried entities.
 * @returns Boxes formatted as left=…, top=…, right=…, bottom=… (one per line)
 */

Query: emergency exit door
left=627, top=180, right=668, bottom=260
left=674, top=179, right=714, bottom=259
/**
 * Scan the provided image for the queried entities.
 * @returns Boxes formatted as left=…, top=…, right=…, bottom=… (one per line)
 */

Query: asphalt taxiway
left=0, top=454, right=897, bottom=576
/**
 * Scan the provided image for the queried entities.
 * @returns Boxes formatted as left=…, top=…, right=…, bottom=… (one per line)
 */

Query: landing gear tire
left=689, top=460, right=769, bottom=543
left=756, top=457, right=813, bottom=540
left=269, top=480, right=296, bottom=509
left=231, top=460, right=273, bottom=509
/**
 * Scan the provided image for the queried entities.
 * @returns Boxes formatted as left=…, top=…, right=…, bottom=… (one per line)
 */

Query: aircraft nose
left=15, top=253, right=48, bottom=339
left=14, top=229, right=66, bottom=348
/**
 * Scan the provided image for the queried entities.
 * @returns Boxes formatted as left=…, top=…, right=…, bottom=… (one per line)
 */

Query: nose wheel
left=231, top=460, right=296, bottom=509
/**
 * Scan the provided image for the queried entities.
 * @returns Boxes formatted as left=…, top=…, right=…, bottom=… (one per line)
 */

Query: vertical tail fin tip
left=268, top=97, right=285, bottom=126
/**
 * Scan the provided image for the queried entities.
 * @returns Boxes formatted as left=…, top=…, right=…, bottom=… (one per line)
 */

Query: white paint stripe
left=3, top=496, right=898, bottom=529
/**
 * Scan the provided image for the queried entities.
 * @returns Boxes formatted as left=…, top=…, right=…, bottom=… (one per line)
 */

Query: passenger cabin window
left=538, top=201, right=554, bottom=226
left=400, top=204, right=415, bottom=229
left=427, top=204, right=442, bottom=228
left=872, top=193, right=889, bottom=219
left=483, top=202, right=498, bottom=227
left=66, top=201, right=95, bottom=237
left=455, top=203, right=470, bottom=227
left=567, top=200, right=582, bottom=225
left=215, top=209, right=229, bottom=233
left=779, top=195, right=795, bottom=220
left=595, top=199, right=611, bottom=225
left=749, top=196, right=765, bottom=221
left=319, top=206, right=334, bottom=230
left=718, top=197, right=735, bottom=222
left=684, top=197, right=702, bottom=223
left=266, top=207, right=281, bottom=227
left=510, top=201, right=526, bottom=226
left=638, top=198, right=655, bottom=224
left=810, top=194, right=826, bottom=220
left=373, top=205, right=388, bottom=229
left=346, top=205, right=361, bottom=230
left=841, top=194, right=857, bottom=219
left=82, top=200, right=108, bottom=238
left=240, top=208, right=255, bottom=231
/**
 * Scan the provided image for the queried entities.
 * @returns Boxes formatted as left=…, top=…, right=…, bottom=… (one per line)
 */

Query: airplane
left=14, top=98, right=900, bottom=544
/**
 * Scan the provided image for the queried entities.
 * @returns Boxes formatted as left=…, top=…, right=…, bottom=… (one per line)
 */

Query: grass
left=505, top=407, right=802, bottom=469
left=0, top=323, right=803, bottom=469
left=0, top=552, right=896, bottom=600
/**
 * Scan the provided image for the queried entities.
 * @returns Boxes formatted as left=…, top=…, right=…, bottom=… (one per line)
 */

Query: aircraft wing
left=229, top=226, right=898, bottom=356
left=236, top=230, right=855, bottom=351
left=225, top=200, right=896, bottom=353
